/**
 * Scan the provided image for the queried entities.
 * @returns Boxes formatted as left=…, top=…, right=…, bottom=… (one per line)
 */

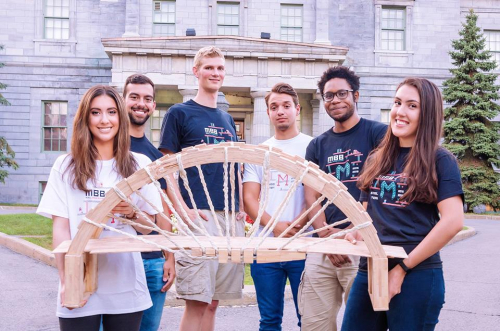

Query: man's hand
left=186, top=209, right=209, bottom=224
left=161, top=253, right=176, bottom=292
left=272, top=221, right=301, bottom=238
left=317, top=222, right=337, bottom=239
left=326, top=254, right=352, bottom=268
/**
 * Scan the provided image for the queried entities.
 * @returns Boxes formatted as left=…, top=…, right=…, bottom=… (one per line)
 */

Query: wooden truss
left=53, top=142, right=407, bottom=311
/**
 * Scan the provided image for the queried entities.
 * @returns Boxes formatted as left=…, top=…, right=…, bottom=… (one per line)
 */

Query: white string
left=82, top=216, right=216, bottom=260
left=223, top=147, right=232, bottom=251
left=294, top=221, right=372, bottom=250
left=176, top=154, right=216, bottom=241
left=196, top=164, right=224, bottom=237
left=230, top=161, right=236, bottom=237
left=277, top=195, right=327, bottom=238
left=244, top=151, right=271, bottom=239
left=254, top=164, right=310, bottom=251
left=296, top=218, right=351, bottom=238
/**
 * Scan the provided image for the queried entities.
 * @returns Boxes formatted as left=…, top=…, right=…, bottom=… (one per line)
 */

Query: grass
left=0, top=213, right=53, bottom=250
left=0, top=203, right=38, bottom=207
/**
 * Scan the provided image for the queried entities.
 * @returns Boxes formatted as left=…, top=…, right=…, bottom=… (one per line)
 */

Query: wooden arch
left=54, top=142, right=406, bottom=311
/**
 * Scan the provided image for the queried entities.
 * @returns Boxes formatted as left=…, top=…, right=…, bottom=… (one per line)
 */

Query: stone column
left=179, top=89, right=198, bottom=102
left=250, top=90, right=270, bottom=145
left=217, top=92, right=230, bottom=112
left=311, top=90, right=332, bottom=136
left=122, top=0, right=140, bottom=37
left=314, top=0, right=331, bottom=45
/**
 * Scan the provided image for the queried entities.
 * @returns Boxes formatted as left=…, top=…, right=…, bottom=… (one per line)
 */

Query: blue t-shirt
left=359, top=147, right=464, bottom=271
left=130, top=135, right=167, bottom=260
left=158, top=99, right=239, bottom=211
left=305, top=118, right=387, bottom=228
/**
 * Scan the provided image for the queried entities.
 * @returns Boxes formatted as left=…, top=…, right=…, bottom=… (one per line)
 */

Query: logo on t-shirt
left=78, top=184, right=125, bottom=229
left=325, top=149, right=363, bottom=183
left=204, top=123, right=235, bottom=145
left=268, top=170, right=294, bottom=192
left=370, top=171, right=409, bottom=208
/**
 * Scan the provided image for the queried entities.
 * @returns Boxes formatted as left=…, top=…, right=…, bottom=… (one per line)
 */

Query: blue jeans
left=140, top=258, right=167, bottom=331
left=251, top=260, right=305, bottom=331
left=341, top=269, right=445, bottom=331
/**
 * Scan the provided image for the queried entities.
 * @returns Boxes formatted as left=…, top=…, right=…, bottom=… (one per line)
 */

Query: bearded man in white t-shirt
left=242, top=82, right=313, bottom=330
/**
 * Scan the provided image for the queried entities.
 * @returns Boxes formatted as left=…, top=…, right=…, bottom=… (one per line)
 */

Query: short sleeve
left=359, top=190, right=369, bottom=202
left=37, top=157, right=69, bottom=219
left=436, top=149, right=464, bottom=203
left=242, top=163, right=263, bottom=184
left=159, top=106, right=182, bottom=153
left=372, top=123, right=388, bottom=147
left=305, top=139, right=318, bottom=164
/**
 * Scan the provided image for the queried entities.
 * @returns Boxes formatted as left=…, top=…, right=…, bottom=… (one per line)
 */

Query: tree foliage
left=0, top=44, right=18, bottom=184
left=442, top=9, right=500, bottom=211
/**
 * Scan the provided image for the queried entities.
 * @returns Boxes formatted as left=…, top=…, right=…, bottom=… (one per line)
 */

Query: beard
left=128, top=110, right=150, bottom=126
left=327, top=106, right=355, bottom=123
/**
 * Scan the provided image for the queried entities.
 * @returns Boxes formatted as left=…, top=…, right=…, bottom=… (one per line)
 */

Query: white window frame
left=485, top=30, right=500, bottom=70
left=42, top=101, right=68, bottom=152
left=280, top=4, right=303, bottom=42
left=149, top=106, right=171, bottom=148
left=153, top=0, right=176, bottom=37
left=217, top=2, right=240, bottom=36
left=380, top=109, right=391, bottom=124
left=380, top=6, right=406, bottom=51
left=43, top=0, right=70, bottom=40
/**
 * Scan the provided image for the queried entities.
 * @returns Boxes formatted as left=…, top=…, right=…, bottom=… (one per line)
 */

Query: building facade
left=0, top=0, right=499, bottom=204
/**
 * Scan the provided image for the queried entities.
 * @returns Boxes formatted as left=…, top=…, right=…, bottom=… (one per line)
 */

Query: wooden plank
left=218, top=248, right=228, bottom=263
left=64, top=254, right=84, bottom=308
left=231, top=248, right=241, bottom=263
left=368, top=257, right=389, bottom=311
left=84, top=253, right=98, bottom=294
left=243, top=248, right=254, bottom=263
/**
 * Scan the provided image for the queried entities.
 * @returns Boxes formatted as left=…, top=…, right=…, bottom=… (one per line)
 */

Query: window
left=281, top=4, right=303, bottom=42
left=217, top=2, right=239, bottom=36
left=39, top=181, right=47, bottom=202
left=381, top=109, right=391, bottom=124
left=153, top=1, right=175, bottom=36
left=150, top=107, right=170, bottom=147
left=42, top=101, right=68, bottom=152
left=485, top=30, right=500, bottom=68
left=44, top=0, right=70, bottom=39
left=380, top=7, right=405, bottom=51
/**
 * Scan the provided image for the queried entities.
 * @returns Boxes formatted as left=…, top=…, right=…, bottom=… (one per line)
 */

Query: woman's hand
left=388, top=264, right=406, bottom=300
left=111, top=201, right=135, bottom=218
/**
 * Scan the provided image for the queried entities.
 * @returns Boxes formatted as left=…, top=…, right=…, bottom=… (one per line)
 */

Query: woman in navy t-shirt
left=341, top=77, right=464, bottom=331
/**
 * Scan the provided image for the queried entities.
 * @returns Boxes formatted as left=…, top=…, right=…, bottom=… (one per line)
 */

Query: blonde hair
left=193, top=46, right=225, bottom=68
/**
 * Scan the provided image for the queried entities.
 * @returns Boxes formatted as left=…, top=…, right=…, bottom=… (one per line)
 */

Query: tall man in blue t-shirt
left=158, top=46, right=244, bottom=331
left=299, top=66, right=387, bottom=331
left=124, top=74, right=176, bottom=331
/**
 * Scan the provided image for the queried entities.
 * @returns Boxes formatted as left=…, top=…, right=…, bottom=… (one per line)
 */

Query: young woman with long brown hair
left=341, top=77, right=464, bottom=330
left=37, top=85, right=162, bottom=331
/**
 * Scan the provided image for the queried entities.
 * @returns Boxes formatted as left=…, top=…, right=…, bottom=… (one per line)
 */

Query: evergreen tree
left=442, top=9, right=500, bottom=211
left=0, top=44, right=19, bottom=184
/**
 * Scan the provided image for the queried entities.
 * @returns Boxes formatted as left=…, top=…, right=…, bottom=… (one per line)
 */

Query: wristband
left=398, top=260, right=411, bottom=273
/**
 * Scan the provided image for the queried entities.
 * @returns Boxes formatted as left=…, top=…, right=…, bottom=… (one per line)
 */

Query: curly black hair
left=317, top=66, right=360, bottom=95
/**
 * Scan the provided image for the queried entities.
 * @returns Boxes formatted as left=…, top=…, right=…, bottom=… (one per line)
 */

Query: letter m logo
left=380, top=181, right=396, bottom=200
left=335, top=163, right=350, bottom=180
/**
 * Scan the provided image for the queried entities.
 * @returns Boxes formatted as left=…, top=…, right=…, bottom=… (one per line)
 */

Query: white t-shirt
left=243, top=133, right=313, bottom=237
left=37, top=152, right=162, bottom=318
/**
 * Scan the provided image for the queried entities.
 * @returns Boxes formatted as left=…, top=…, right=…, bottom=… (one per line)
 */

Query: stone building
left=0, top=0, right=499, bottom=203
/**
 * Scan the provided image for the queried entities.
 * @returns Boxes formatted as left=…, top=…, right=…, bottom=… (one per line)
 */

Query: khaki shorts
left=298, top=252, right=359, bottom=331
left=175, top=209, right=245, bottom=304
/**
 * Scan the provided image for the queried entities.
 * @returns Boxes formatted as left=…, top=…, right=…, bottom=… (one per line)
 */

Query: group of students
left=36, top=45, right=464, bottom=331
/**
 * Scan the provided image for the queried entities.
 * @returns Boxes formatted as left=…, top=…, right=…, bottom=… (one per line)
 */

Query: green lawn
left=0, top=213, right=52, bottom=250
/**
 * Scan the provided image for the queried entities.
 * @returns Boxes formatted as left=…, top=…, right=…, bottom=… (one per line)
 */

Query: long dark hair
left=358, top=77, right=444, bottom=204
left=66, top=85, right=137, bottom=191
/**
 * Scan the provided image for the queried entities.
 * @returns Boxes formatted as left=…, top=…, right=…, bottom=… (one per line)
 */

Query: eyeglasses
left=322, top=90, right=354, bottom=102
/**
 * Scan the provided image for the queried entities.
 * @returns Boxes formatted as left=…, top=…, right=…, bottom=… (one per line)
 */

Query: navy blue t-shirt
left=359, top=147, right=464, bottom=271
left=158, top=99, right=239, bottom=211
left=305, top=118, right=387, bottom=228
left=130, top=135, right=167, bottom=260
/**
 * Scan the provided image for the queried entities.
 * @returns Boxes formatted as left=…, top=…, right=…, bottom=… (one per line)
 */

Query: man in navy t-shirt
left=299, top=66, right=387, bottom=331
left=124, top=74, right=174, bottom=331
left=158, top=46, right=244, bottom=331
